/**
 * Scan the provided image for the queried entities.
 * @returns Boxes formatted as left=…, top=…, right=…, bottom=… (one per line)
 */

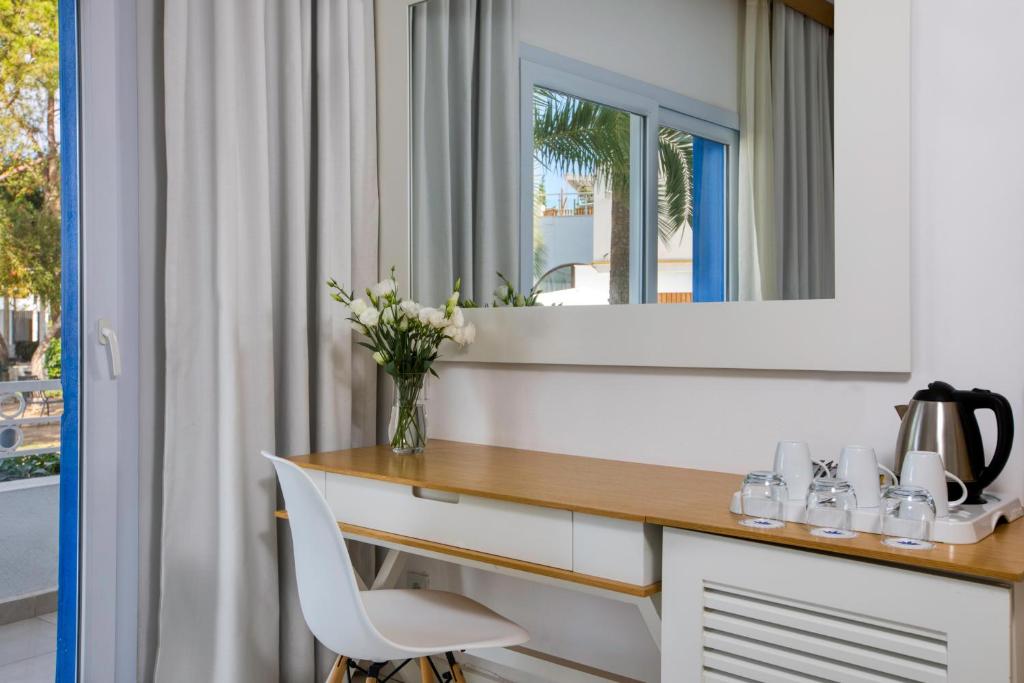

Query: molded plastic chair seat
left=263, top=451, right=529, bottom=676
left=361, top=589, right=529, bottom=654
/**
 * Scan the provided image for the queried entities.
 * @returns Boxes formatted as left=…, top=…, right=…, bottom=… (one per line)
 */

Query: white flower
left=372, top=351, right=386, bottom=365
left=461, top=322, right=476, bottom=345
left=447, top=290, right=460, bottom=307
left=450, top=307, right=465, bottom=328
left=418, top=307, right=446, bottom=329
left=371, top=278, right=397, bottom=297
left=349, top=298, right=369, bottom=316
left=442, top=324, right=461, bottom=342
left=495, top=284, right=509, bottom=300
left=381, top=307, right=395, bottom=325
left=399, top=300, right=421, bottom=318
left=358, top=307, right=380, bottom=327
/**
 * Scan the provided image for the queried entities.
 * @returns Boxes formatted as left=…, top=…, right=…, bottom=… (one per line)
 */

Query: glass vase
left=388, top=373, right=427, bottom=454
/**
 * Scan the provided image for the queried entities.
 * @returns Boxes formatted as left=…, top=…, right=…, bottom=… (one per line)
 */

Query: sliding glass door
left=73, top=0, right=141, bottom=678
left=57, top=0, right=140, bottom=679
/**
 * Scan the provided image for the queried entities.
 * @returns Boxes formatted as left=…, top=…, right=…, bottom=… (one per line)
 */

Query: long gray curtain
left=153, top=1, right=378, bottom=681
left=772, top=1, right=834, bottom=299
left=410, top=0, right=517, bottom=306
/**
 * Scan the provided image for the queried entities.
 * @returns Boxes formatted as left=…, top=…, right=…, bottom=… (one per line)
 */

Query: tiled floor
left=0, top=614, right=56, bottom=682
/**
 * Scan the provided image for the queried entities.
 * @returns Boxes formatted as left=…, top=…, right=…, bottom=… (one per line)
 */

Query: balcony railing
left=540, top=191, right=594, bottom=217
left=0, top=379, right=62, bottom=463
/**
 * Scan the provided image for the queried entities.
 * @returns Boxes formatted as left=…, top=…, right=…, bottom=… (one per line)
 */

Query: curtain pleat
left=737, top=0, right=775, bottom=300
left=155, top=1, right=378, bottom=680
left=772, top=1, right=834, bottom=299
left=410, top=0, right=516, bottom=305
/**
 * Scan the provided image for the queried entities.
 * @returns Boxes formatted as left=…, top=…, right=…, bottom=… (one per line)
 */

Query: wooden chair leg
left=366, top=661, right=386, bottom=683
left=419, top=656, right=434, bottom=683
left=446, top=652, right=466, bottom=683
left=326, top=655, right=349, bottom=683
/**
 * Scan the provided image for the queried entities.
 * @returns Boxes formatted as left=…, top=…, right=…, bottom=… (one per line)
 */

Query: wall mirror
left=379, top=0, right=910, bottom=371
left=411, top=0, right=833, bottom=307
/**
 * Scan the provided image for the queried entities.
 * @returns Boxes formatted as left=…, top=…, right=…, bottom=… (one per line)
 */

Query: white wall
left=516, top=0, right=740, bottom=111
left=409, top=1, right=1024, bottom=679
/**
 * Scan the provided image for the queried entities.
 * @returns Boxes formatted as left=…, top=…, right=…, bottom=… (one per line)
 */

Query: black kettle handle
left=958, top=388, right=1015, bottom=491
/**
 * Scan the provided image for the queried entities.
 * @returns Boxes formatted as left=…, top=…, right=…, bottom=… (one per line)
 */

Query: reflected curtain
left=737, top=0, right=775, bottom=300
left=154, top=1, right=378, bottom=681
left=410, top=0, right=517, bottom=306
left=772, top=2, right=834, bottom=299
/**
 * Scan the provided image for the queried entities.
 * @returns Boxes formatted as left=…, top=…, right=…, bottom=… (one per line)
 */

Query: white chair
left=264, top=452, right=529, bottom=683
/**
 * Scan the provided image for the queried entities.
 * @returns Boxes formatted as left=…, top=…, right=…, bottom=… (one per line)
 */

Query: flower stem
left=391, top=374, right=426, bottom=452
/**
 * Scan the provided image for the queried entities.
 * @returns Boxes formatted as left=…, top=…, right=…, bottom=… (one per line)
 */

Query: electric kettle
left=894, top=381, right=1014, bottom=504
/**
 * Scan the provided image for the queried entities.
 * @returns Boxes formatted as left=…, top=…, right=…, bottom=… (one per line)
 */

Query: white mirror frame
left=377, top=0, right=910, bottom=372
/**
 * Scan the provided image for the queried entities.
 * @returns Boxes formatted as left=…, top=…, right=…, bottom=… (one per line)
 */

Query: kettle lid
left=912, top=380, right=958, bottom=402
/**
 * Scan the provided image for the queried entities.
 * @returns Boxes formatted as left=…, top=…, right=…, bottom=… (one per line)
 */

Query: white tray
left=729, top=491, right=1023, bottom=544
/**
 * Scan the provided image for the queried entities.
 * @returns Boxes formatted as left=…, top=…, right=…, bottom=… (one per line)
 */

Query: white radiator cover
left=662, top=529, right=1013, bottom=681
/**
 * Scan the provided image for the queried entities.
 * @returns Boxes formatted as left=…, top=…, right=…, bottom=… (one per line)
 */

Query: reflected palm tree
left=532, top=88, right=693, bottom=304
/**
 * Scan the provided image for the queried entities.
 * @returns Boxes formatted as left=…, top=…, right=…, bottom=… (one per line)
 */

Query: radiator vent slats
left=701, top=584, right=949, bottom=683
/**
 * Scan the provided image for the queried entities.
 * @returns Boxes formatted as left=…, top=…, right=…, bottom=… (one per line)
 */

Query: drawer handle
left=411, top=487, right=460, bottom=504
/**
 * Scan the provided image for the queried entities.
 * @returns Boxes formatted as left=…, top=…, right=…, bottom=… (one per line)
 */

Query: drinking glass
left=741, top=471, right=788, bottom=521
left=805, top=478, right=857, bottom=530
left=881, top=485, right=937, bottom=542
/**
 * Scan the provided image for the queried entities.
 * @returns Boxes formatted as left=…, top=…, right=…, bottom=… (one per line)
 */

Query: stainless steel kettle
left=895, top=381, right=1014, bottom=504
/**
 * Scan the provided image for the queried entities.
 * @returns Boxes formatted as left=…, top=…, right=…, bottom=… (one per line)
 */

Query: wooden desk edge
left=647, top=515, right=1024, bottom=584
left=274, top=511, right=660, bottom=597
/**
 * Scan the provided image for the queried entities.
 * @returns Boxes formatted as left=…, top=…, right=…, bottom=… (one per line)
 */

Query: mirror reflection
left=410, top=0, right=834, bottom=307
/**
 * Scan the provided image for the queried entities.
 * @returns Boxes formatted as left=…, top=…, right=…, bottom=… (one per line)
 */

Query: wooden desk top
left=289, top=440, right=1024, bottom=583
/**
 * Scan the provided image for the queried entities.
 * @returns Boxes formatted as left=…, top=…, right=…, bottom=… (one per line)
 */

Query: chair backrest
left=263, top=452, right=394, bottom=659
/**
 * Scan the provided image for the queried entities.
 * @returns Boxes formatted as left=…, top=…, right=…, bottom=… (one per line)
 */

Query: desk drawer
left=573, top=513, right=661, bottom=585
left=325, top=473, right=573, bottom=570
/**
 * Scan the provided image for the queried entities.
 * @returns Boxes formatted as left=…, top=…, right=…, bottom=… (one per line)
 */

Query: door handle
left=97, top=318, right=121, bottom=378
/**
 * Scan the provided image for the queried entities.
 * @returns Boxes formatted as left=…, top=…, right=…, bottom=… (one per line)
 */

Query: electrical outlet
left=406, top=571, right=430, bottom=590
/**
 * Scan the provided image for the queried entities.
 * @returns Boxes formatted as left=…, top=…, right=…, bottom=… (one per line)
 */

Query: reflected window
left=524, top=76, right=733, bottom=306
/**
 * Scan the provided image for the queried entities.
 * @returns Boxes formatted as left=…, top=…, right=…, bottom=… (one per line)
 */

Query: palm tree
left=532, top=88, right=693, bottom=304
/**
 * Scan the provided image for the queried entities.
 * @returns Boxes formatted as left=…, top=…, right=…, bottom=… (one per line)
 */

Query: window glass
left=531, top=87, right=640, bottom=306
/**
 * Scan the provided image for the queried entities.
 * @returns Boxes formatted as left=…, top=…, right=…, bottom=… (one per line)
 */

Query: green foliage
left=0, top=193, right=60, bottom=305
left=493, top=272, right=541, bottom=307
left=532, top=88, right=694, bottom=246
left=43, top=334, right=59, bottom=378
left=0, top=452, right=59, bottom=482
left=657, top=127, right=694, bottom=245
left=0, top=0, right=61, bottom=316
left=533, top=87, right=631, bottom=193
left=462, top=272, right=544, bottom=308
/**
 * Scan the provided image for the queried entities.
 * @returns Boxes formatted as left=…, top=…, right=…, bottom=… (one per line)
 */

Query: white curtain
left=410, top=0, right=517, bottom=306
left=772, top=1, right=835, bottom=299
left=737, top=0, right=775, bottom=300
left=155, top=1, right=378, bottom=681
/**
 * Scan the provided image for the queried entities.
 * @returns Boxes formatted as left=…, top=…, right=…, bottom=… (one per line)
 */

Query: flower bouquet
left=328, top=268, right=475, bottom=453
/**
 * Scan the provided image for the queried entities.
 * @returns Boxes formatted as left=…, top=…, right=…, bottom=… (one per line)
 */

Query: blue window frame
left=692, top=137, right=727, bottom=302
left=57, top=0, right=80, bottom=679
